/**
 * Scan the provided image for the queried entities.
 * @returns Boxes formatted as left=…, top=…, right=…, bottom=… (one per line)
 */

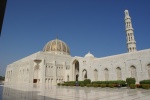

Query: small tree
left=126, top=78, right=136, bottom=87
left=84, top=79, right=91, bottom=85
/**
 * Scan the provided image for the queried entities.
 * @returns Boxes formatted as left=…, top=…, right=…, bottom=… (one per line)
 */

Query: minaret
left=124, top=10, right=137, bottom=53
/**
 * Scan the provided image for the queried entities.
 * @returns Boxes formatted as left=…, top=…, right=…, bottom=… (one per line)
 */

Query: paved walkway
left=2, top=84, right=150, bottom=100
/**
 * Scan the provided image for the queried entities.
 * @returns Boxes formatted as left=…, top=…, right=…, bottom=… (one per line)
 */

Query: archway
left=104, top=68, right=109, bottom=81
left=76, top=74, right=79, bottom=81
left=116, top=67, right=122, bottom=80
left=82, top=69, right=87, bottom=80
left=147, top=64, right=150, bottom=79
left=130, top=65, right=137, bottom=80
left=94, top=69, right=98, bottom=81
left=72, top=60, right=79, bottom=81
left=67, top=75, right=69, bottom=81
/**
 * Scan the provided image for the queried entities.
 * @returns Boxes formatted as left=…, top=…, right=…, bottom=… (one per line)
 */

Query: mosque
left=5, top=10, right=150, bottom=85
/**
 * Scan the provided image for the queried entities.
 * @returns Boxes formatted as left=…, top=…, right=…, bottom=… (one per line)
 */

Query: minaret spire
left=124, top=10, right=137, bottom=53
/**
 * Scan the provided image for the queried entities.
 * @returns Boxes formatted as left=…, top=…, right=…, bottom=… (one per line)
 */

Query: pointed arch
left=130, top=65, right=137, bottom=79
left=94, top=69, right=98, bottom=81
left=104, top=68, right=109, bottom=81
left=72, top=59, right=79, bottom=81
left=67, top=75, right=69, bottom=81
left=116, top=67, right=122, bottom=80
left=82, top=69, right=87, bottom=80
left=147, top=64, right=150, bottom=79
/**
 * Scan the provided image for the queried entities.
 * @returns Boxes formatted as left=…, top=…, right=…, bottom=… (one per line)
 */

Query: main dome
left=43, top=38, right=70, bottom=55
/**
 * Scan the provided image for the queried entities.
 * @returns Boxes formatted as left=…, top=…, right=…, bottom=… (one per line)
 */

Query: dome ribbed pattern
left=43, top=38, right=70, bottom=55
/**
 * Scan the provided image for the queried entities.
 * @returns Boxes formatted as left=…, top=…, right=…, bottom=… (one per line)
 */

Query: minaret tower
left=124, top=10, right=137, bottom=53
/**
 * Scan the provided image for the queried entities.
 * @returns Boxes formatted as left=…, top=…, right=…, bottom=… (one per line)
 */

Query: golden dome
left=43, top=38, right=70, bottom=55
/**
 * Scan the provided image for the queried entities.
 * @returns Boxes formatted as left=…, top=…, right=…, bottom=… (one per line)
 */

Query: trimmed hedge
left=130, top=84, right=136, bottom=89
left=80, top=83, right=85, bottom=87
left=61, top=79, right=91, bottom=86
left=58, top=80, right=127, bottom=87
left=64, top=81, right=84, bottom=86
left=142, top=84, right=150, bottom=89
left=126, top=78, right=136, bottom=86
left=86, top=84, right=92, bottom=87
left=92, top=80, right=126, bottom=87
left=93, top=84, right=98, bottom=88
left=84, top=79, right=91, bottom=85
left=140, top=80, right=150, bottom=84
left=57, top=83, right=61, bottom=86
left=61, top=83, right=65, bottom=86
left=101, top=84, right=106, bottom=88
left=109, top=84, right=114, bottom=88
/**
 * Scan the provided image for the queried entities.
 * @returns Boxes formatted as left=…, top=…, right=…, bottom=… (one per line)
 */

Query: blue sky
left=0, top=0, right=150, bottom=76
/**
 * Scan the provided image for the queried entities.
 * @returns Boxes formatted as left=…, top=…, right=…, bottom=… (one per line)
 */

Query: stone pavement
left=2, top=84, right=150, bottom=100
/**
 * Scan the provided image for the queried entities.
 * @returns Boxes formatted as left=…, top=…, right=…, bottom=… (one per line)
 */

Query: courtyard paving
left=1, top=84, right=150, bottom=100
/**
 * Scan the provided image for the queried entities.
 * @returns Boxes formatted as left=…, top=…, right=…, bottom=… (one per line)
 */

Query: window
left=104, top=68, right=109, bottom=81
left=116, top=67, right=122, bottom=80
left=130, top=66, right=136, bottom=79
left=94, top=69, right=98, bottom=81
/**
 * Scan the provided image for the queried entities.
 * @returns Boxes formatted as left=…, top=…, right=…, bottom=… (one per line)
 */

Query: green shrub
left=122, top=83, right=127, bottom=87
left=93, top=84, right=98, bottom=88
left=142, top=84, right=150, bottom=89
left=64, top=81, right=84, bottom=86
left=80, top=83, right=85, bottom=87
left=84, top=79, right=91, bottom=85
left=61, top=83, right=65, bottom=86
left=70, top=83, right=74, bottom=86
left=140, top=80, right=150, bottom=84
left=57, top=83, right=61, bottom=86
left=109, top=84, right=114, bottom=88
left=78, top=81, right=84, bottom=86
left=86, top=84, right=92, bottom=87
left=130, top=84, right=136, bottom=89
left=65, top=83, right=69, bottom=86
left=65, top=81, right=76, bottom=84
left=126, top=78, right=136, bottom=86
left=92, top=80, right=126, bottom=87
left=98, top=84, right=101, bottom=87
left=99, top=84, right=102, bottom=87
left=101, top=84, right=106, bottom=88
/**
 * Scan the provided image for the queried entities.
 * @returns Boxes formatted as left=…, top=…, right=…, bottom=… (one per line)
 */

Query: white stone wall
left=5, top=52, right=39, bottom=84
left=72, top=49, right=150, bottom=83
left=5, top=49, right=150, bottom=85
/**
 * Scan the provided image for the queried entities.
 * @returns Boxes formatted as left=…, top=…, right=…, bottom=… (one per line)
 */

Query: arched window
left=116, top=67, right=122, bottom=80
left=82, top=69, right=87, bottom=80
left=45, top=78, right=47, bottom=83
left=67, top=75, right=69, bottom=81
left=104, top=68, right=109, bottom=81
left=72, top=60, right=79, bottom=81
left=130, top=66, right=136, bottom=79
left=147, top=64, right=150, bottom=79
left=94, top=69, right=98, bottom=81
